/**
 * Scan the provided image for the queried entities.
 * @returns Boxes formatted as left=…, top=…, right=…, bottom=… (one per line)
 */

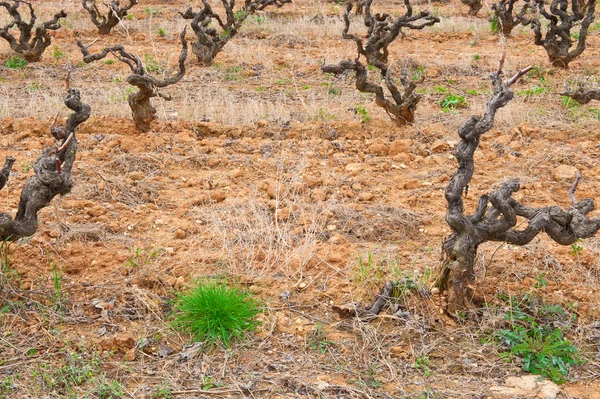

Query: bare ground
left=1, top=0, right=600, bottom=398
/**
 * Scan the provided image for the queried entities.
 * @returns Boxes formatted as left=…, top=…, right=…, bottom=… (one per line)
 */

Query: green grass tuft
left=172, top=279, right=261, bottom=347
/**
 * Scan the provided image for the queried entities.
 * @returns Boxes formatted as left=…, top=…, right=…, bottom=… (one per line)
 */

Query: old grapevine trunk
left=437, top=59, right=600, bottom=314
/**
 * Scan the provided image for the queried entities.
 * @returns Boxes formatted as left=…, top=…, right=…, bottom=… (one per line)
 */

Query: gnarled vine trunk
left=0, top=89, right=90, bottom=240
left=436, top=57, right=600, bottom=314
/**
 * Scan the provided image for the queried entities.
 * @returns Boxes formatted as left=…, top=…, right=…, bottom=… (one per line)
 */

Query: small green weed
left=490, top=15, right=500, bottom=33
left=4, top=55, right=27, bottom=69
left=249, top=15, right=267, bottom=24
left=52, top=45, right=65, bottom=60
left=472, top=53, right=480, bottom=60
left=534, top=272, right=548, bottom=289
left=410, top=65, right=425, bottom=81
left=355, top=105, right=371, bottom=123
left=220, top=28, right=231, bottom=39
left=95, top=378, right=124, bottom=399
left=234, top=9, right=246, bottom=21
left=414, top=356, right=432, bottom=377
left=153, top=383, right=172, bottom=398
left=51, top=262, right=64, bottom=311
left=495, top=294, right=581, bottom=384
left=518, top=85, right=548, bottom=96
left=27, top=82, right=42, bottom=91
left=570, top=238, right=583, bottom=255
left=355, top=251, right=381, bottom=283
left=1, top=375, right=16, bottom=397
left=588, top=108, right=600, bottom=119
left=226, top=65, right=242, bottom=73
left=308, top=323, right=335, bottom=354
left=560, top=95, right=580, bottom=110
left=157, top=27, right=166, bottom=37
left=172, top=279, right=261, bottom=347
left=144, top=54, right=163, bottom=73
left=417, top=387, right=441, bottom=399
left=37, top=351, right=102, bottom=392
left=309, top=107, right=336, bottom=121
left=125, top=246, right=164, bottom=269
left=144, top=6, right=162, bottom=16
left=201, top=376, right=225, bottom=391
left=440, top=93, right=467, bottom=111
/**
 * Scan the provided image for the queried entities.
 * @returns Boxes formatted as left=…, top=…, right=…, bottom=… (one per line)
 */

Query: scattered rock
left=340, top=185, right=355, bottom=198
left=173, top=229, right=186, bottom=239
left=552, top=164, right=579, bottom=182
left=390, top=345, right=410, bottom=359
left=345, top=163, right=363, bottom=172
left=86, top=205, right=107, bottom=217
left=431, top=140, right=450, bottom=153
left=128, top=171, right=145, bottom=181
left=389, top=139, right=412, bottom=156
left=303, top=174, right=322, bottom=188
left=489, top=375, right=561, bottom=399
left=403, top=179, right=420, bottom=189
left=368, top=141, right=388, bottom=155
left=357, top=192, right=374, bottom=201
left=98, top=333, right=136, bottom=355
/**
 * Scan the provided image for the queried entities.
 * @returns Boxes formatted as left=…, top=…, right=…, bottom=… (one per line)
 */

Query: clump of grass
left=172, top=279, right=261, bottom=347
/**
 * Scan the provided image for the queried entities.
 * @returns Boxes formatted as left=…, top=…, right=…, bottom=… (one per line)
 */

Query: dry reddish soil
left=1, top=0, right=600, bottom=398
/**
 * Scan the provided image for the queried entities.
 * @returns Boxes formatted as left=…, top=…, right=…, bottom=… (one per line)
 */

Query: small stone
left=298, top=282, right=307, bottom=289
left=368, top=141, right=388, bottom=156
left=389, top=139, right=412, bottom=156
left=357, top=192, right=374, bottom=201
left=128, top=171, right=145, bottom=181
left=431, top=140, right=450, bottom=153
left=173, top=229, right=186, bottom=239
left=257, top=119, right=268, bottom=127
left=390, top=345, right=409, bottom=358
left=345, top=163, right=363, bottom=172
left=124, top=348, right=136, bottom=361
left=552, top=164, right=579, bottom=182
left=86, top=205, right=107, bottom=217
left=340, top=185, right=355, bottom=198
left=303, top=174, right=322, bottom=188
left=403, top=179, right=420, bottom=189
